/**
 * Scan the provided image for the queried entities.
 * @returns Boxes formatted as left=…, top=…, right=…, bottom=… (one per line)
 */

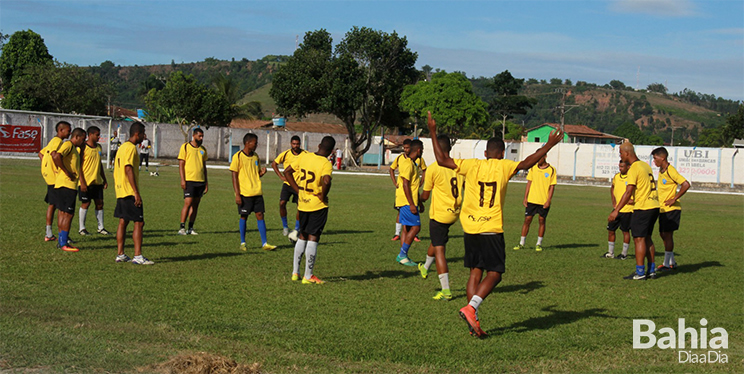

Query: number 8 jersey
left=423, top=162, right=464, bottom=225
left=454, top=158, right=519, bottom=234
left=290, top=152, right=333, bottom=212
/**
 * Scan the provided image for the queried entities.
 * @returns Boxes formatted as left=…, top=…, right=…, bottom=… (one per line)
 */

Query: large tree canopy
left=488, top=70, right=536, bottom=139
left=0, top=29, right=53, bottom=92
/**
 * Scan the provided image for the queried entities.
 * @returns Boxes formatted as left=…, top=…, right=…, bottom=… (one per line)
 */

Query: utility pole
left=555, top=88, right=579, bottom=141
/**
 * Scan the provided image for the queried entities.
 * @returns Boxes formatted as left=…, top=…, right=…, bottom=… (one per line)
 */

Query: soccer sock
left=79, top=208, right=88, bottom=231
left=58, top=230, right=69, bottom=247
left=281, top=216, right=288, bottom=229
left=649, top=262, right=656, bottom=273
left=399, top=243, right=411, bottom=257
left=95, top=209, right=104, bottom=230
left=424, top=255, right=436, bottom=270
left=293, top=239, right=307, bottom=275
left=180, top=222, right=185, bottom=230
left=636, top=265, right=645, bottom=276
left=669, top=252, right=676, bottom=265
left=304, top=241, right=318, bottom=279
left=608, top=241, right=615, bottom=255
left=622, top=243, right=629, bottom=256
left=239, top=218, right=247, bottom=243
left=395, top=223, right=402, bottom=236
left=438, top=273, right=450, bottom=292
left=537, top=236, right=544, bottom=245
left=46, top=225, right=53, bottom=237
left=519, top=236, right=526, bottom=246
left=257, top=219, right=268, bottom=245
left=188, top=221, right=194, bottom=230
left=468, top=295, right=483, bottom=311
left=664, top=251, right=672, bottom=267
left=294, top=220, right=300, bottom=231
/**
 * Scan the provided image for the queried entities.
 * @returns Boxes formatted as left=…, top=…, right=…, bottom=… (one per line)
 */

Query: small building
left=524, top=123, right=623, bottom=144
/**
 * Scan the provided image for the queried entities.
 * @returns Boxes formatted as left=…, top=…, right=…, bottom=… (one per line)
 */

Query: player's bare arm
left=320, top=175, right=332, bottom=204
left=259, top=166, right=267, bottom=177
left=203, top=159, right=208, bottom=194
left=516, top=130, right=563, bottom=171
left=666, top=180, right=690, bottom=206
left=178, top=159, right=186, bottom=190
left=426, top=112, right=457, bottom=169
left=545, top=184, right=555, bottom=209
left=401, top=177, right=417, bottom=214
left=389, top=167, right=398, bottom=187
left=610, top=184, right=616, bottom=208
left=283, top=166, right=300, bottom=194
left=125, top=165, right=142, bottom=207
left=231, top=171, right=241, bottom=205
left=609, top=184, right=636, bottom=221
left=523, top=180, right=531, bottom=207
left=271, top=159, right=287, bottom=182
left=420, top=190, right=431, bottom=203
left=51, top=150, right=75, bottom=181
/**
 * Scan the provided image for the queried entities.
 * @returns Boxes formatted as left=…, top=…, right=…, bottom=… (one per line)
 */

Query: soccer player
left=178, top=128, right=208, bottom=235
left=603, top=160, right=633, bottom=260
left=389, top=139, right=425, bottom=241
left=394, top=139, right=425, bottom=266
left=419, top=134, right=463, bottom=301
left=229, top=133, right=276, bottom=252
left=114, top=122, right=153, bottom=265
left=284, top=136, right=335, bottom=284
left=651, top=147, right=690, bottom=271
left=78, top=126, right=110, bottom=236
left=513, top=154, right=557, bottom=252
left=51, top=128, right=87, bottom=252
left=271, top=135, right=306, bottom=237
left=39, top=121, right=71, bottom=242
left=608, top=141, right=660, bottom=280
left=427, top=111, right=563, bottom=338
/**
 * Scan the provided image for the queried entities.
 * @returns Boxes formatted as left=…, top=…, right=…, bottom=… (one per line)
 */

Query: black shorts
left=238, top=195, right=265, bottom=216
left=54, top=187, right=77, bottom=214
left=463, top=233, right=506, bottom=273
left=525, top=203, right=550, bottom=218
left=630, top=208, right=659, bottom=238
left=429, top=219, right=454, bottom=247
left=280, top=183, right=298, bottom=204
left=114, top=196, right=144, bottom=222
left=44, top=184, right=55, bottom=205
left=659, top=210, right=681, bottom=232
left=299, top=208, right=329, bottom=240
left=79, top=184, right=104, bottom=203
left=184, top=181, right=206, bottom=198
left=607, top=212, right=632, bottom=232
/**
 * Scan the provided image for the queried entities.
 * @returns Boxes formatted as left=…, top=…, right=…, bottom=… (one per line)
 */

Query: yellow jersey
left=626, top=160, right=659, bottom=211
left=79, top=143, right=104, bottom=186
left=114, top=142, right=140, bottom=198
left=274, top=148, right=307, bottom=185
left=526, top=164, right=557, bottom=205
left=41, top=137, right=63, bottom=185
left=177, top=142, right=208, bottom=182
left=423, top=162, right=463, bottom=224
left=658, top=165, right=687, bottom=213
left=391, top=153, right=427, bottom=171
left=290, top=152, right=333, bottom=212
left=455, top=158, right=519, bottom=234
left=395, top=155, right=421, bottom=207
left=612, top=172, right=634, bottom=213
left=54, top=141, right=81, bottom=190
left=229, top=150, right=262, bottom=197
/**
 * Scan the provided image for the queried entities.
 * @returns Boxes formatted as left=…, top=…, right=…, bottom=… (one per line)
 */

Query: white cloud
left=610, top=0, right=697, bottom=17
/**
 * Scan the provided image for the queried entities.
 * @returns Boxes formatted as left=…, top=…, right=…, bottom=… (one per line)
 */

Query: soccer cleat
left=97, top=228, right=111, bottom=235
left=418, top=263, right=429, bottom=279
left=288, top=230, right=299, bottom=243
left=240, top=242, right=247, bottom=252
left=615, top=254, right=627, bottom=260
left=459, top=305, right=486, bottom=338
left=66, top=238, right=75, bottom=245
left=391, top=235, right=400, bottom=241
left=187, top=229, right=198, bottom=235
left=115, top=254, right=131, bottom=263
left=396, top=254, right=417, bottom=267
left=657, top=263, right=677, bottom=271
left=433, top=291, right=452, bottom=301
left=646, top=271, right=657, bottom=280
left=623, top=272, right=646, bottom=280
left=414, top=236, right=421, bottom=242
left=535, top=245, right=543, bottom=252
left=45, top=235, right=57, bottom=242
left=262, top=243, right=277, bottom=251
left=283, top=227, right=289, bottom=236
left=512, top=244, right=524, bottom=251
left=131, top=256, right=154, bottom=265
left=79, top=229, right=90, bottom=236
left=177, top=228, right=187, bottom=235
left=291, top=273, right=300, bottom=281
left=59, top=244, right=80, bottom=252
left=302, top=275, right=325, bottom=284
left=601, top=252, right=614, bottom=258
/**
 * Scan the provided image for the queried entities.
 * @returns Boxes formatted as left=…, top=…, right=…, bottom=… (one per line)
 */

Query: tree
left=549, top=78, right=562, bottom=85
left=609, top=80, right=627, bottom=90
left=0, top=30, right=53, bottom=92
left=613, top=122, right=647, bottom=144
left=647, top=83, right=667, bottom=94
left=722, top=104, right=744, bottom=145
left=488, top=70, right=537, bottom=139
left=421, top=64, right=433, bottom=81
left=400, top=71, right=489, bottom=140
left=697, top=127, right=726, bottom=147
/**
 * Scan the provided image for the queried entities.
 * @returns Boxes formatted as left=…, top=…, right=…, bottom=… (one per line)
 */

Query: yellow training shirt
left=395, top=156, right=421, bottom=207
left=658, top=165, right=687, bottom=213
left=114, top=142, right=140, bottom=198
left=526, top=164, right=557, bottom=205
left=290, top=152, right=333, bottom=212
left=79, top=143, right=104, bottom=186
left=274, top=148, right=307, bottom=185
left=229, top=151, right=262, bottom=197
left=423, top=161, right=463, bottom=224
left=54, top=141, right=81, bottom=190
left=391, top=154, right=427, bottom=171
left=612, top=172, right=634, bottom=214
left=626, top=160, right=659, bottom=211
left=41, top=137, right=63, bottom=185
left=177, top=142, right=208, bottom=182
left=455, top=158, right=519, bottom=234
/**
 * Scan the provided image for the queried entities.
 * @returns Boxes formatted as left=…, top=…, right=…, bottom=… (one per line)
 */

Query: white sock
left=438, top=273, right=450, bottom=291
left=79, top=208, right=88, bottom=231
left=664, top=251, right=672, bottom=267
left=608, top=241, right=615, bottom=255
left=424, top=255, right=436, bottom=270
left=537, top=236, right=543, bottom=245
left=519, top=236, right=526, bottom=246
left=622, top=243, right=630, bottom=256
left=468, top=295, right=483, bottom=311
left=293, top=239, right=307, bottom=275
left=46, top=225, right=53, bottom=237
left=95, top=209, right=104, bottom=230
left=395, top=223, right=402, bottom=235
left=669, top=252, right=675, bottom=265
left=304, top=241, right=318, bottom=279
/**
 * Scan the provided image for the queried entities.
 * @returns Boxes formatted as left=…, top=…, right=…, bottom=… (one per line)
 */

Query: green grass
left=1, top=158, right=742, bottom=373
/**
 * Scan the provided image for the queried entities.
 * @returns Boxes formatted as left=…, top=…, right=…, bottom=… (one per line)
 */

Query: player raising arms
left=284, top=136, right=335, bottom=284
left=77, top=126, right=110, bottom=236
left=178, top=128, right=208, bottom=235
left=514, top=153, right=557, bottom=251
left=418, top=134, right=463, bottom=301
left=39, top=121, right=71, bottom=242
left=271, top=135, right=306, bottom=238
left=427, top=111, right=563, bottom=338
left=603, top=160, right=633, bottom=259
left=651, top=147, right=690, bottom=271
left=51, top=128, right=87, bottom=252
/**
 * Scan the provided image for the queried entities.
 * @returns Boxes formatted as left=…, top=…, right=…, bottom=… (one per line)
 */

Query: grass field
left=1, top=158, right=742, bottom=373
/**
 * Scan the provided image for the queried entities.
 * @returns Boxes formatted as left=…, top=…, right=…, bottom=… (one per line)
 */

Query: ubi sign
left=675, top=148, right=719, bottom=183
left=633, top=318, right=729, bottom=364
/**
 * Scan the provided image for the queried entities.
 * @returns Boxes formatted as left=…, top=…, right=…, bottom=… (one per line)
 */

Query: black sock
left=180, top=222, right=185, bottom=229
left=188, top=222, right=194, bottom=230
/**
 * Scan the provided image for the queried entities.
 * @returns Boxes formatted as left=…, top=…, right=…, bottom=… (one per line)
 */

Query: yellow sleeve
left=274, top=150, right=286, bottom=165
left=399, top=159, right=414, bottom=182
left=419, top=157, right=427, bottom=170
left=177, top=143, right=187, bottom=161
left=667, top=166, right=687, bottom=185
left=423, top=164, right=435, bottom=191
left=454, top=159, right=473, bottom=176
left=626, top=164, right=639, bottom=186
left=321, top=157, right=333, bottom=177
left=550, top=166, right=558, bottom=185
left=526, top=166, right=534, bottom=181
left=391, top=155, right=400, bottom=170
left=229, top=153, right=240, bottom=172
left=121, top=145, right=135, bottom=167
left=203, top=147, right=208, bottom=162
left=58, top=141, right=73, bottom=157
left=504, top=160, right=519, bottom=178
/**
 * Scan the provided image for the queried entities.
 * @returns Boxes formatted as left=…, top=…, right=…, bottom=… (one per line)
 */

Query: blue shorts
left=398, top=205, right=421, bottom=227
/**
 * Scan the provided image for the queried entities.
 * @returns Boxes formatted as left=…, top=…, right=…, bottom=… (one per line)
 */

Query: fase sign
left=0, top=124, right=42, bottom=153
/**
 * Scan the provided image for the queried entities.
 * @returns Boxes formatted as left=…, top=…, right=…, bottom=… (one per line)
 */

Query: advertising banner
left=0, top=124, right=42, bottom=153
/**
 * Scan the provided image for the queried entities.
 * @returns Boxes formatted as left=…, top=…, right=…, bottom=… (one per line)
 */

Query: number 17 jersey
left=454, top=158, right=519, bottom=234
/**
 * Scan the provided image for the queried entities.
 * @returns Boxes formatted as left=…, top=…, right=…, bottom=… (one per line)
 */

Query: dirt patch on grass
left=147, top=353, right=262, bottom=374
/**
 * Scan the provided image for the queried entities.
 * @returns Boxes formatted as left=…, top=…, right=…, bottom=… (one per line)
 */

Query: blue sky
left=2, top=0, right=743, bottom=100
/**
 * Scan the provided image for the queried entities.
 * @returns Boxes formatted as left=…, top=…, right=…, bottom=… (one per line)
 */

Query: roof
left=528, top=123, right=622, bottom=139
left=229, top=119, right=348, bottom=134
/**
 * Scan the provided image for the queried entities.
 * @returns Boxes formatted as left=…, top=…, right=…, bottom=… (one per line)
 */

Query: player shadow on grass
left=486, top=305, right=613, bottom=336
left=550, top=243, right=597, bottom=249
left=323, top=229, right=374, bottom=235
left=655, top=261, right=723, bottom=278
left=334, top=269, right=420, bottom=282
left=156, top=252, right=246, bottom=262
left=493, top=281, right=545, bottom=295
